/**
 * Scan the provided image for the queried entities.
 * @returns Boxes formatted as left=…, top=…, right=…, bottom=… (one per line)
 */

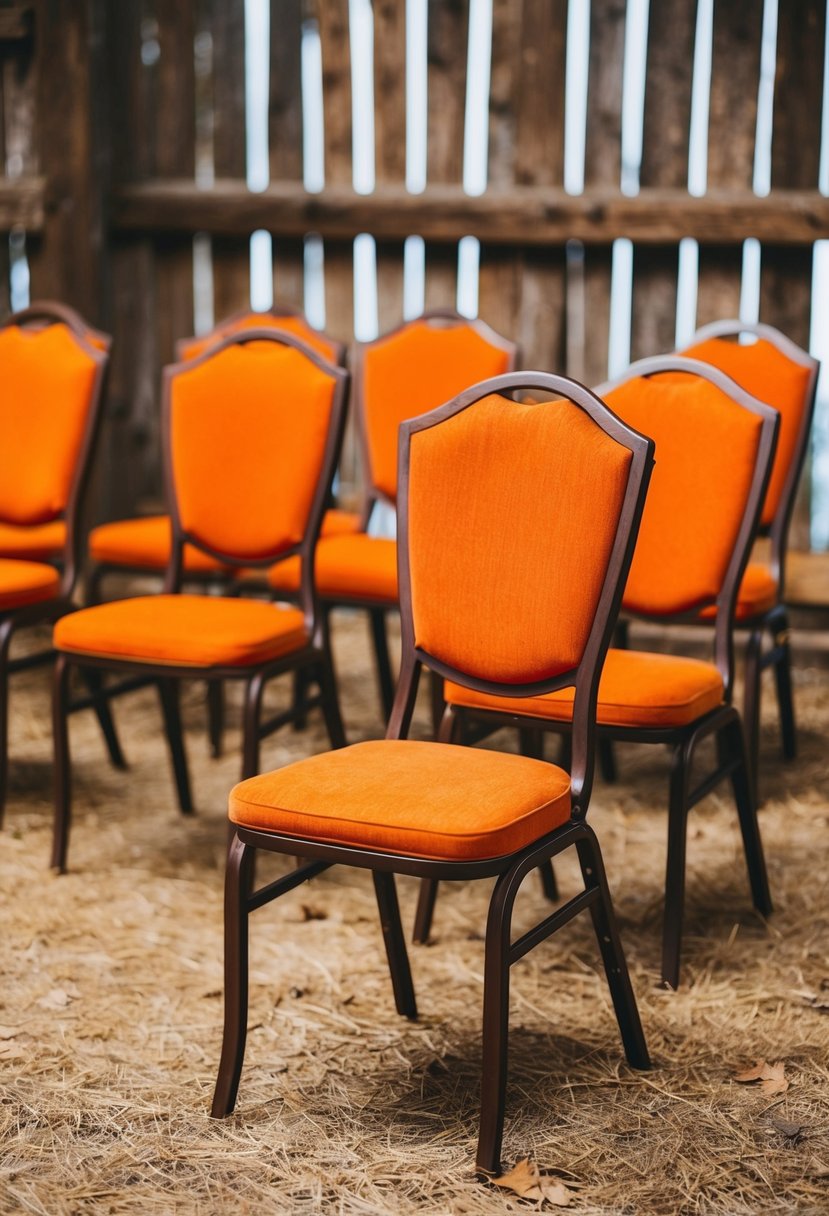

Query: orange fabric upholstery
left=445, top=648, right=724, bottom=729
left=178, top=313, right=340, bottom=364
left=0, top=323, right=98, bottom=526
left=269, top=534, right=398, bottom=601
left=89, top=516, right=228, bottom=573
left=363, top=320, right=512, bottom=503
left=229, top=740, right=571, bottom=860
left=54, top=595, right=308, bottom=668
left=682, top=336, right=812, bottom=527
left=407, top=393, right=632, bottom=684
left=0, top=519, right=65, bottom=561
left=699, top=561, right=778, bottom=622
left=0, top=558, right=61, bottom=611
left=604, top=375, right=764, bottom=617
left=170, top=342, right=336, bottom=562
left=90, top=509, right=361, bottom=576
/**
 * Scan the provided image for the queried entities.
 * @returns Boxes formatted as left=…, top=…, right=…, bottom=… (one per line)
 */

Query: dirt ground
left=1, top=613, right=827, bottom=1215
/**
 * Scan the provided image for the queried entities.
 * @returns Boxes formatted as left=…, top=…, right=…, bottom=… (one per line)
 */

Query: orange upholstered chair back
left=600, top=359, right=779, bottom=620
left=398, top=379, right=652, bottom=690
left=165, top=330, right=348, bottom=569
left=358, top=313, right=517, bottom=506
left=0, top=306, right=108, bottom=528
left=681, top=324, right=817, bottom=532
left=177, top=308, right=343, bottom=366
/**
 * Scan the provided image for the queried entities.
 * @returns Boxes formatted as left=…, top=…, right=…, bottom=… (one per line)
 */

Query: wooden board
left=208, top=0, right=249, bottom=321
left=269, top=0, right=304, bottom=309
left=373, top=0, right=406, bottom=330
left=424, top=0, right=467, bottom=310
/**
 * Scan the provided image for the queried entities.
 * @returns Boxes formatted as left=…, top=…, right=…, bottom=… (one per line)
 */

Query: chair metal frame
left=212, top=370, right=654, bottom=1175
left=0, top=301, right=121, bottom=824
left=414, top=356, right=780, bottom=991
left=51, top=328, right=349, bottom=872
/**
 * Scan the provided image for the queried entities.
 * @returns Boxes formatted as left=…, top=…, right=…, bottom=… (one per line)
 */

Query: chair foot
left=212, top=833, right=255, bottom=1118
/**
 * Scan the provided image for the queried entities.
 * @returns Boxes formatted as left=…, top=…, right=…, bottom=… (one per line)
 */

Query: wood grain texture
left=269, top=0, right=304, bottom=308
left=631, top=0, right=696, bottom=360
left=697, top=0, right=763, bottom=325
left=373, top=0, right=406, bottom=330
left=207, top=0, right=249, bottom=320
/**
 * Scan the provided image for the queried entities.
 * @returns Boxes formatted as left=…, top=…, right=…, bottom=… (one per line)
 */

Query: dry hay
left=1, top=614, right=828, bottom=1215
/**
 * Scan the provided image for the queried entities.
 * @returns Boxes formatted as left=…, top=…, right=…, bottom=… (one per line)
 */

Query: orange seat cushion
left=698, top=562, right=778, bottom=622
left=0, top=519, right=66, bottom=561
left=0, top=323, right=99, bottom=526
left=54, top=595, right=308, bottom=668
left=269, top=533, right=398, bottom=602
left=682, top=336, right=813, bottom=527
left=88, top=516, right=228, bottom=573
left=445, top=648, right=724, bottom=730
left=229, top=740, right=571, bottom=861
left=0, top=559, right=61, bottom=611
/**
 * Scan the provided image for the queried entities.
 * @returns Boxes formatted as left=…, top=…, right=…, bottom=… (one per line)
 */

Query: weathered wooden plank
left=424, top=0, right=468, bottom=310
left=0, top=53, right=8, bottom=317
left=581, top=0, right=625, bottom=384
left=0, top=175, right=43, bottom=227
left=112, top=180, right=829, bottom=244
left=208, top=0, right=249, bottom=320
left=631, top=0, right=696, bottom=360
left=760, top=0, right=826, bottom=548
left=373, top=0, right=406, bottom=329
left=269, top=0, right=304, bottom=308
left=696, top=0, right=763, bottom=325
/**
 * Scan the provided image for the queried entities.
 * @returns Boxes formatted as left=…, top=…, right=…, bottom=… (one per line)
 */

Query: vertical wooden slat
left=581, top=0, right=626, bottom=385
left=269, top=0, right=304, bottom=308
left=373, top=0, right=406, bottom=330
left=696, top=0, right=763, bottom=324
left=106, top=0, right=158, bottom=517
left=760, top=0, right=825, bottom=547
left=316, top=0, right=354, bottom=344
left=0, top=50, right=9, bottom=316
left=630, top=0, right=696, bottom=361
left=154, top=1, right=196, bottom=368
left=209, top=0, right=249, bottom=320
left=424, top=0, right=468, bottom=309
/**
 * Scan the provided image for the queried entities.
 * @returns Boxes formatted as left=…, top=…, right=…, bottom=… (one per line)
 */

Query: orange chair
left=0, top=302, right=119, bottom=823
left=420, top=357, right=780, bottom=990
left=50, top=329, right=349, bottom=872
left=677, top=321, right=818, bottom=792
left=211, top=371, right=654, bottom=1175
left=267, top=310, right=517, bottom=719
left=86, top=306, right=355, bottom=603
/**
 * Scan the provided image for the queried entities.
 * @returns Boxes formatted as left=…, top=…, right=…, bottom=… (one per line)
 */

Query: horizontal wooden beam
left=111, top=180, right=829, bottom=245
left=0, top=176, right=44, bottom=230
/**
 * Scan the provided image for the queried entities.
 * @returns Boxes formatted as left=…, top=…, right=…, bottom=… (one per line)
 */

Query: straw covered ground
left=1, top=613, right=828, bottom=1215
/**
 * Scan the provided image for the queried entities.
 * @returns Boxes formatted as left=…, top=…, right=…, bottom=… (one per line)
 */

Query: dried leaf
left=768, top=1116, right=803, bottom=1141
left=734, top=1059, right=789, bottom=1096
left=492, top=1159, right=574, bottom=1207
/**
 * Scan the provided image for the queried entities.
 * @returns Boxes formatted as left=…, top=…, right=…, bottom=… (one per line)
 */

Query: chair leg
left=81, top=667, right=128, bottom=771
left=769, top=607, right=797, bottom=761
left=368, top=607, right=395, bottom=722
left=476, top=867, right=516, bottom=1176
left=661, top=740, right=692, bottom=990
left=0, top=619, right=14, bottom=829
left=207, top=680, right=224, bottom=758
left=51, top=654, right=73, bottom=873
left=576, top=825, right=650, bottom=1069
left=743, top=628, right=763, bottom=805
left=518, top=729, right=558, bottom=904
left=318, top=653, right=346, bottom=750
left=412, top=878, right=439, bottom=945
left=157, top=679, right=194, bottom=814
left=598, top=736, right=617, bottom=783
left=718, top=714, right=773, bottom=918
left=241, top=670, right=267, bottom=780
left=291, top=667, right=310, bottom=732
left=429, top=669, right=445, bottom=736
left=211, top=831, right=255, bottom=1118
left=372, top=871, right=417, bottom=1019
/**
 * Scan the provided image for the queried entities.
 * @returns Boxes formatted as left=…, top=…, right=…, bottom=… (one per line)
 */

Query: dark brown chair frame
left=414, top=356, right=780, bottom=991
left=0, top=301, right=122, bottom=824
left=51, top=329, right=349, bottom=872
left=677, top=321, right=819, bottom=795
left=212, top=371, right=654, bottom=1176
left=311, top=309, right=518, bottom=722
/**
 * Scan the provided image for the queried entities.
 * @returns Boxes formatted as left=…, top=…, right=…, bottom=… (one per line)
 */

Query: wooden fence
left=1, top=0, right=827, bottom=539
